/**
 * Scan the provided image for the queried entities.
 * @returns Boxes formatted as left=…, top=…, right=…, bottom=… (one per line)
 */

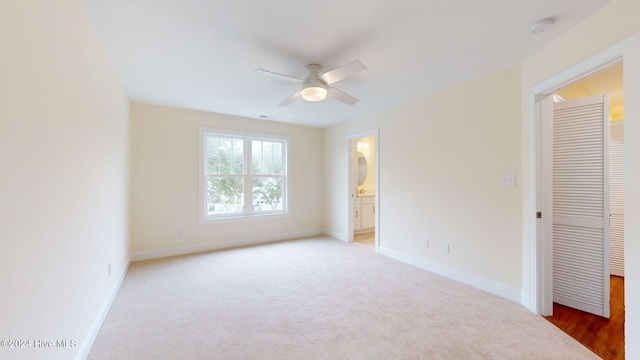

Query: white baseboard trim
left=521, top=292, right=530, bottom=309
left=131, top=229, right=325, bottom=262
left=76, top=258, right=131, bottom=360
left=323, top=229, right=347, bottom=242
left=378, top=246, right=522, bottom=303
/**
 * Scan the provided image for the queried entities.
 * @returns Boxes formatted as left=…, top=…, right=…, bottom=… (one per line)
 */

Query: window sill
left=199, top=212, right=290, bottom=225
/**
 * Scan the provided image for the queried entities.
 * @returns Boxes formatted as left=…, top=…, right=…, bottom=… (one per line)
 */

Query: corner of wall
left=76, top=258, right=131, bottom=360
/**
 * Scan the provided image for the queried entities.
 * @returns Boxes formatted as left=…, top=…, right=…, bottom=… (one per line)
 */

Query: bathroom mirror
left=357, top=151, right=367, bottom=186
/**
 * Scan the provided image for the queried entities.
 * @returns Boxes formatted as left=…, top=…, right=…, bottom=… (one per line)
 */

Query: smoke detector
left=529, top=18, right=555, bottom=34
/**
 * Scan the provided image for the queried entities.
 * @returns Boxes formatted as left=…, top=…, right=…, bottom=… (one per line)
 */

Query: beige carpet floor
left=88, top=236, right=600, bottom=359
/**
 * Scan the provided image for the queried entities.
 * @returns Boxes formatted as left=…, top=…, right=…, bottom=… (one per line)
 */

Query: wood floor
left=353, top=232, right=375, bottom=248
left=544, top=276, right=625, bottom=360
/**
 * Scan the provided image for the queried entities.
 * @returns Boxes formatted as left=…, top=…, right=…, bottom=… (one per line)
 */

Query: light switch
left=442, top=243, right=449, bottom=254
left=501, top=174, right=516, bottom=187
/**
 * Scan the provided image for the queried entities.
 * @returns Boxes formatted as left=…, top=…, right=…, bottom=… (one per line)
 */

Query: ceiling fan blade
left=320, top=59, right=367, bottom=85
left=254, top=69, right=304, bottom=83
left=279, top=91, right=302, bottom=106
left=327, top=87, right=359, bottom=105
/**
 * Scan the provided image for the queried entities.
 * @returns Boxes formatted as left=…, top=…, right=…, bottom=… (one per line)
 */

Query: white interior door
left=552, top=94, right=610, bottom=318
left=610, top=120, right=624, bottom=277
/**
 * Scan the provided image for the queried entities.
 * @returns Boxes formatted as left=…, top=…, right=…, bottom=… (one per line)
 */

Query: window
left=199, top=128, right=289, bottom=222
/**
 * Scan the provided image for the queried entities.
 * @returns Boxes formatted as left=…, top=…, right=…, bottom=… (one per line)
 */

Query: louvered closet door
left=553, top=94, right=610, bottom=318
left=610, top=120, right=624, bottom=277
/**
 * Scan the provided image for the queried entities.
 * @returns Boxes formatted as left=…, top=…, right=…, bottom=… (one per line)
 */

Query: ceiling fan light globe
left=301, top=86, right=327, bottom=102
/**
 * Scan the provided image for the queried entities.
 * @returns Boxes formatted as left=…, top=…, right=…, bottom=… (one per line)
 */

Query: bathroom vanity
left=353, top=195, right=374, bottom=233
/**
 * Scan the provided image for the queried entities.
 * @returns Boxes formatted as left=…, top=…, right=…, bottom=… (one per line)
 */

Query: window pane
left=252, top=140, right=283, bottom=175
left=206, top=176, right=244, bottom=215
left=252, top=177, right=283, bottom=212
left=206, top=136, right=244, bottom=174
left=272, top=142, right=283, bottom=174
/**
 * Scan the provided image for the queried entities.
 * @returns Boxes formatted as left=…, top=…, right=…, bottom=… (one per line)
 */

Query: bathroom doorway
left=347, top=130, right=379, bottom=250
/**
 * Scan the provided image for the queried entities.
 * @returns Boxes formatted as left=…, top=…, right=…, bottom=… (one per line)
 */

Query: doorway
left=540, top=62, right=624, bottom=317
left=347, top=130, right=379, bottom=250
left=533, top=60, right=625, bottom=359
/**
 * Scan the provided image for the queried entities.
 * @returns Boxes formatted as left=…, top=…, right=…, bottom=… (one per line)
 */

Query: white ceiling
left=81, top=0, right=612, bottom=128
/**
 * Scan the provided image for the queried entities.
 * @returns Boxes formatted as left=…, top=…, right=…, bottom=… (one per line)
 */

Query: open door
left=609, top=120, right=624, bottom=277
left=544, top=94, right=611, bottom=318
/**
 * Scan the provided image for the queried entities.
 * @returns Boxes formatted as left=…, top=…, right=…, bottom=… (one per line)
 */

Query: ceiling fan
left=254, top=59, right=367, bottom=106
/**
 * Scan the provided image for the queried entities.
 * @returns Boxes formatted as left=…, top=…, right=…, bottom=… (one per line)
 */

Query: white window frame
left=198, top=127, right=290, bottom=224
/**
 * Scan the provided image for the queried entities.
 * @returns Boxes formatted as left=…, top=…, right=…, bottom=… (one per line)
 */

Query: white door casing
left=540, top=95, right=554, bottom=316
left=547, top=94, right=611, bottom=318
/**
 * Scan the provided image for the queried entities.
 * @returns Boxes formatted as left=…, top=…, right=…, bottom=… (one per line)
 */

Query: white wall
left=0, top=1, right=130, bottom=359
left=325, top=65, right=523, bottom=291
left=520, top=0, right=640, bottom=356
left=130, top=102, right=324, bottom=256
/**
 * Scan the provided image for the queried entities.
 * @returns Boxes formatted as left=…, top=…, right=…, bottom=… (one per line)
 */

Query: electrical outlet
left=500, top=174, right=516, bottom=187
left=178, top=229, right=184, bottom=237
left=441, top=243, right=450, bottom=254
left=108, top=263, right=111, bottom=277
left=422, top=239, right=429, bottom=249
